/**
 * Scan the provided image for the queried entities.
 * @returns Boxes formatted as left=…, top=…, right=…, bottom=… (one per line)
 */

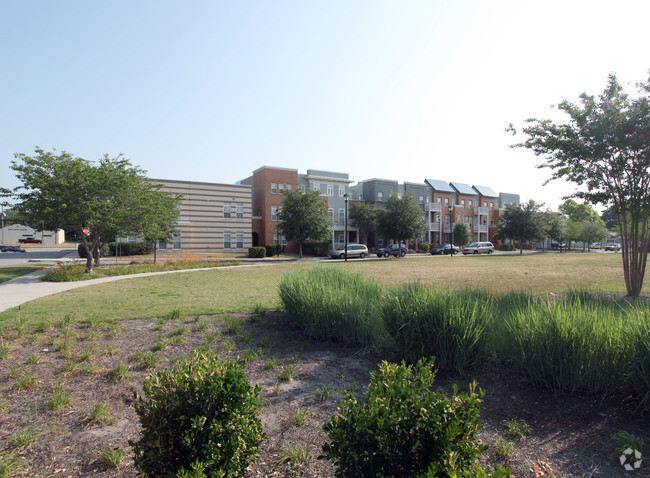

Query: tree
left=139, top=189, right=182, bottom=264
left=277, top=186, right=332, bottom=259
left=376, top=193, right=427, bottom=254
left=453, top=222, right=471, bottom=248
left=10, top=148, right=182, bottom=273
left=543, top=210, right=567, bottom=247
left=580, top=219, right=609, bottom=250
left=600, top=206, right=618, bottom=230
left=510, top=73, right=649, bottom=296
left=349, top=202, right=378, bottom=245
left=497, top=200, right=547, bottom=255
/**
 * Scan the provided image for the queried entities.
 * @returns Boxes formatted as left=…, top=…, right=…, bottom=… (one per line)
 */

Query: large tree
left=510, top=73, right=649, bottom=296
left=277, top=186, right=332, bottom=259
left=349, top=201, right=378, bottom=245
left=376, top=193, right=427, bottom=253
left=10, top=148, right=182, bottom=273
left=497, top=200, right=547, bottom=255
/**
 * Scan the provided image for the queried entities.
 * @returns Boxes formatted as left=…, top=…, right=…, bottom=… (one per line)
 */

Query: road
left=0, top=247, right=78, bottom=267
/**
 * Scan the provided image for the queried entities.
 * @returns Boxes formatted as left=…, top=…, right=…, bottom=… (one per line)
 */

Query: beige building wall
left=151, top=179, right=253, bottom=252
left=1, top=224, right=65, bottom=245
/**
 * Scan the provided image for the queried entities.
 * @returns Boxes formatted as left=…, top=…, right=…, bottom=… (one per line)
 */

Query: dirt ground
left=0, top=311, right=648, bottom=477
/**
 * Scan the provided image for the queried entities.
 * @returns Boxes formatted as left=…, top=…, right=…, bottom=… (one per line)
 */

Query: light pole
left=449, top=204, right=454, bottom=256
left=344, top=193, right=349, bottom=262
left=1, top=204, right=5, bottom=245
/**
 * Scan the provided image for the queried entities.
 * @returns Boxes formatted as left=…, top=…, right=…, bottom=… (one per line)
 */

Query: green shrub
left=500, top=243, right=515, bottom=251
left=264, top=244, right=278, bottom=257
left=248, top=247, right=266, bottom=258
left=383, top=285, right=493, bottom=371
left=279, top=267, right=386, bottom=346
left=322, top=358, right=509, bottom=477
left=300, top=241, right=329, bottom=256
left=108, top=241, right=154, bottom=256
left=629, top=327, right=650, bottom=410
left=419, top=242, right=430, bottom=253
left=130, top=351, right=266, bottom=478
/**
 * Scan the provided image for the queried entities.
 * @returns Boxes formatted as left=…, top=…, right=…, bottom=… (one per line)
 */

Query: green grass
left=0, top=265, right=44, bottom=283
left=96, top=446, right=125, bottom=468
left=85, top=402, right=118, bottom=428
left=0, top=254, right=645, bottom=327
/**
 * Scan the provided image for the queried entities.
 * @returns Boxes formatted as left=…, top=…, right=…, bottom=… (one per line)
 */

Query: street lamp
left=344, top=193, right=349, bottom=262
left=449, top=204, right=454, bottom=256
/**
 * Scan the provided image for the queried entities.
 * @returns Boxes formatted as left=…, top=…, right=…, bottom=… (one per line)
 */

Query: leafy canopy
left=377, top=193, right=427, bottom=247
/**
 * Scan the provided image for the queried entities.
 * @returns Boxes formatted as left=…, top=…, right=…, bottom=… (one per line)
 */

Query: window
left=328, top=208, right=334, bottom=221
left=468, top=200, right=472, bottom=208
left=338, top=209, right=345, bottom=220
left=490, top=217, right=495, bottom=226
left=445, top=214, right=450, bottom=223
left=327, top=184, right=334, bottom=196
left=286, top=184, right=292, bottom=192
left=437, top=197, right=441, bottom=203
left=271, top=183, right=277, bottom=194
left=484, top=202, right=488, bottom=207
left=312, top=183, right=320, bottom=192
left=279, top=183, right=284, bottom=194
left=444, top=197, right=449, bottom=206
left=236, top=203, right=243, bottom=219
left=490, top=202, right=494, bottom=210
left=378, top=192, right=383, bottom=201
left=172, top=233, right=181, bottom=250
left=273, top=234, right=278, bottom=245
left=223, top=232, right=231, bottom=249
left=465, top=216, right=473, bottom=228
left=271, top=206, right=278, bottom=221
left=419, top=196, right=424, bottom=203
left=358, top=194, right=363, bottom=200
left=456, top=214, right=461, bottom=223
left=223, top=203, right=231, bottom=219
left=158, top=241, right=167, bottom=250
left=377, top=238, right=384, bottom=247
left=435, top=214, right=440, bottom=223
left=461, top=199, right=465, bottom=207
left=282, top=236, right=287, bottom=246
left=339, top=186, right=345, bottom=197
left=236, top=232, right=243, bottom=249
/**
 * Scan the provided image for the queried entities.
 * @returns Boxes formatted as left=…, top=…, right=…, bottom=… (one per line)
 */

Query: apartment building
left=151, top=178, right=252, bottom=252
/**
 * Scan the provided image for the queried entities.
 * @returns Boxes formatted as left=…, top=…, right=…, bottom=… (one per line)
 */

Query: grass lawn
left=0, top=253, right=646, bottom=327
left=0, top=265, right=44, bottom=284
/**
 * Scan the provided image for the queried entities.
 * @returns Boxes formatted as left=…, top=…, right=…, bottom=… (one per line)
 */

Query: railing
left=429, top=222, right=440, bottom=232
left=427, top=203, right=442, bottom=212
left=443, top=223, right=455, bottom=234
left=478, top=225, right=488, bottom=233
left=474, top=207, right=489, bottom=215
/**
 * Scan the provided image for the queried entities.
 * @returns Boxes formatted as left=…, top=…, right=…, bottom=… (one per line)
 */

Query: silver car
left=330, top=244, right=368, bottom=259
left=462, top=242, right=494, bottom=255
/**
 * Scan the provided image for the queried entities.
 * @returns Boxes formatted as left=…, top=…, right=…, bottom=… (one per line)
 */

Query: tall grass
left=383, top=285, right=493, bottom=371
left=503, top=294, right=649, bottom=396
left=279, top=266, right=386, bottom=346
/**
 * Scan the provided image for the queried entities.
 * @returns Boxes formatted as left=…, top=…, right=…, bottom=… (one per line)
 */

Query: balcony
left=443, top=222, right=455, bottom=234
left=474, top=207, right=489, bottom=215
left=429, top=222, right=440, bottom=232
left=427, top=203, right=442, bottom=212
left=478, top=225, right=488, bottom=233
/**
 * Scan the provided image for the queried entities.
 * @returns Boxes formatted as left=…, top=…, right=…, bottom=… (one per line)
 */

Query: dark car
left=430, top=244, right=460, bottom=255
left=1, top=245, right=26, bottom=253
left=18, top=237, right=42, bottom=244
left=376, top=243, right=407, bottom=258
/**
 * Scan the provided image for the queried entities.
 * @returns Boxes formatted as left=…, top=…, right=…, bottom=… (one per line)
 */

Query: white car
left=462, top=242, right=495, bottom=255
left=330, top=244, right=368, bottom=259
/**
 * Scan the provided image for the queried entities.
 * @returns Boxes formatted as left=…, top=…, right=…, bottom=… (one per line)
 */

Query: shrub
left=322, top=358, right=509, bottom=477
left=130, top=351, right=266, bottom=478
left=300, top=241, right=329, bottom=256
left=248, top=247, right=266, bottom=258
left=383, top=285, right=493, bottom=371
left=419, top=242, right=430, bottom=253
left=500, top=243, right=515, bottom=251
left=264, top=244, right=277, bottom=257
left=108, top=241, right=154, bottom=256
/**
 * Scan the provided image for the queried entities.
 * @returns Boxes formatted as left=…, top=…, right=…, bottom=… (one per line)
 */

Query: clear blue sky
left=1, top=1, right=648, bottom=211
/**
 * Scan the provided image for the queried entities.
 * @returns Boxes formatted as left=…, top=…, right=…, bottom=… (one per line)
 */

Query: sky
left=1, top=1, right=648, bottom=211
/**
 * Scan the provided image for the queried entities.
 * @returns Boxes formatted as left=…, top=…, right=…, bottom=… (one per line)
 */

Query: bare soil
left=0, top=311, right=648, bottom=477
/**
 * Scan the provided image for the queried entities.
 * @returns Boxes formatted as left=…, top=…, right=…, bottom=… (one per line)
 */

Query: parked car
left=376, top=243, right=407, bottom=258
left=462, top=242, right=494, bottom=255
left=589, top=242, right=601, bottom=249
left=18, top=237, right=42, bottom=244
left=330, top=244, right=368, bottom=259
left=430, top=244, right=460, bottom=255
left=0, top=245, right=26, bottom=253
left=551, top=242, right=568, bottom=250
left=604, top=243, right=621, bottom=251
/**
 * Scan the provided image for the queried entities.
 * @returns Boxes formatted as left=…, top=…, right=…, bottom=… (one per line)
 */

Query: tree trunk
left=153, top=245, right=158, bottom=264
left=298, top=241, right=303, bottom=259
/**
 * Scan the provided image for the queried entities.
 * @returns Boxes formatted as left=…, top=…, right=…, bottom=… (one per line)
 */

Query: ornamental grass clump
left=504, top=295, right=649, bottom=396
left=322, top=358, right=510, bottom=478
left=130, top=351, right=265, bottom=478
left=383, top=285, right=493, bottom=371
left=279, top=267, right=385, bottom=346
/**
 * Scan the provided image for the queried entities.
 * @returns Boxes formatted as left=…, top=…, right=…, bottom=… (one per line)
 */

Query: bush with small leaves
left=130, top=351, right=266, bottom=478
left=321, top=358, right=510, bottom=478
